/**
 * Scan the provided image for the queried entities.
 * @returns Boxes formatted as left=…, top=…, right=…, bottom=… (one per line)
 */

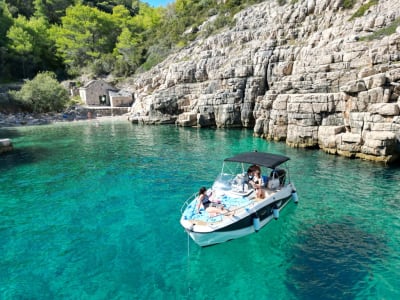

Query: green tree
left=0, top=0, right=13, bottom=80
left=111, top=4, right=132, bottom=27
left=0, top=0, right=12, bottom=41
left=10, top=71, right=69, bottom=112
left=33, top=0, right=75, bottom=24
left=7, top=16, right=58, bottom=78
left=110, top=2, right=162, bottom=75
left=50, top=4, right=118, bottom=75
left=113, top=27, right=142, bottom=75
left=28, top=17, right=62, bottom=73
left=82, top=0, right=140, bottom=15
left=6, top=16, right=34, bottom=78
left=133, top=2, right=162, bottom=30
left=5, top=0, right=35, bottom=18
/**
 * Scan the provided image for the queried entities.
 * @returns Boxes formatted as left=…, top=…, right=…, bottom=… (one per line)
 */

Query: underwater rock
left=285, top=218, right=387, bottom=300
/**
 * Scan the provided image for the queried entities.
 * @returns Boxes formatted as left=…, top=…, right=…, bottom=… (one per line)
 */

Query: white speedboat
left=180, top=151, right=298, bottom=247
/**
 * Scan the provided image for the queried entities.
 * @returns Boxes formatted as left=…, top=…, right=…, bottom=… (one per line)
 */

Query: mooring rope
left=186, top=232, right=191, bottom=297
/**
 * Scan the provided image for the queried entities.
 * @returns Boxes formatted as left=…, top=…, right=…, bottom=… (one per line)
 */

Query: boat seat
left=262, top=175, right=268, bottom=187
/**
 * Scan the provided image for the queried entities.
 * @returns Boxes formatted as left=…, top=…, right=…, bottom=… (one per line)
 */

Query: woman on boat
left=249, top=169, right=265, bottom=199
left=196, top=187, right=226, bottom=216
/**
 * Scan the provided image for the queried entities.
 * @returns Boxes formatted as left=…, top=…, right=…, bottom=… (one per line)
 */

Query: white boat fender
left=291, top=190, right=299, bottom=204
left=272, top=206, right=279, bottom=220
left=252, top=213, right=260, bottom=232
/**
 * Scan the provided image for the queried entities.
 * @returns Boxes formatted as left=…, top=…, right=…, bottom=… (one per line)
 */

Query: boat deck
left=181, top=188, right=279, bottom=224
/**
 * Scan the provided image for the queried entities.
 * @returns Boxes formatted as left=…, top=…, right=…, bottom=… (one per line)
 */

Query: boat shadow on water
left=285, top=217, right=389, bottom=300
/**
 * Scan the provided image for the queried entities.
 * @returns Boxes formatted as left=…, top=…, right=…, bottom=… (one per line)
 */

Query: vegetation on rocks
left=1, top=0, right=163, bottom=81
left=1, top=0, right=397, bottom=84
left=0, top=0, right=267, bottom=83
left=1, top=1, right=399, bottom=110
left=343, top=0, right=357, bottom=9
left=349, top=0, right=378, bottom=20
left=359, top=17, right=400, bottom=41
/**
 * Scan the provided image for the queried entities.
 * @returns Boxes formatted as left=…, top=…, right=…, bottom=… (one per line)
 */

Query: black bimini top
left=224, top=152, right=290, bottom=169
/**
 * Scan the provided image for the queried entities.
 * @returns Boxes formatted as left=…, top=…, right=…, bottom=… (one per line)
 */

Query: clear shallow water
left=0, top=120, right=399, bottom=299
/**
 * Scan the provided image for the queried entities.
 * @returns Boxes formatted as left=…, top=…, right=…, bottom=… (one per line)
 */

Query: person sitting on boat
left=249, top=169, right=265, bottom=199
left=238, top=167, right=254, bottom=191
left=245, top=167, right=254, bottom=183
left=251, top=164, right=261, bottom=172
left=244, top=165, right=259, bottom=187
left=196, top=187, right=226, bottom=216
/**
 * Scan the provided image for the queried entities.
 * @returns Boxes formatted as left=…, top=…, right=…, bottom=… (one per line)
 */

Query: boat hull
left=184, top=194, right=293, bottom=247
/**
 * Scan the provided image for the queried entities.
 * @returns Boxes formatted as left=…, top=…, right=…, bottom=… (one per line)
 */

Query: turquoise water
left=0, top=120, right=399, bottom=299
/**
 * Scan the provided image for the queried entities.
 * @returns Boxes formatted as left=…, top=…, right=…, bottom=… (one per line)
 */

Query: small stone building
left=79, top=80, right=133, bottom=107
left=109, top=90, right=134, bottom=107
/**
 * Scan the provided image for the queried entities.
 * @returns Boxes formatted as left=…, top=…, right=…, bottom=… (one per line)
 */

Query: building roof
left=81, top=79, right=115, bottom=89
left=109, top=90, right=132, bottom=97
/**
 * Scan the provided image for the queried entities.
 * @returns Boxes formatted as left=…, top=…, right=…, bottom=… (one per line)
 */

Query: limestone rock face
left=126, top=0, right=400, bottom=163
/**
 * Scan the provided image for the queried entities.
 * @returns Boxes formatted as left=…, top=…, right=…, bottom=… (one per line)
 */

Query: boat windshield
left=212, top=173, right=237, bottom=191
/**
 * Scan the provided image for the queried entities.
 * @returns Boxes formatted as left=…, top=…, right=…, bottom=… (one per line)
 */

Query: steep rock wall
left=125, top=0, right=400, bottom=163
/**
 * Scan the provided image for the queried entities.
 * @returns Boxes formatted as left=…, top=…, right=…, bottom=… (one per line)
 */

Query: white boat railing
left=180, top=192, right=197, bottom=214
left=181, top=183, right=291, bottom=221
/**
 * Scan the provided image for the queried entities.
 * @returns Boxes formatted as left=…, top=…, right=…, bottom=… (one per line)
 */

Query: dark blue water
left=0, top=120, right=399, bottom=299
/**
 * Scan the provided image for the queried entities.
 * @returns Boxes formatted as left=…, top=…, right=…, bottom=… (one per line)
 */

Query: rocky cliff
left=125, top=0, right=400, bottom=163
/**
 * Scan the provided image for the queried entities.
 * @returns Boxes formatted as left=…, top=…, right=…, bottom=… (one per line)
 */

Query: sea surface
left=0, top=120, right=399, bottom=300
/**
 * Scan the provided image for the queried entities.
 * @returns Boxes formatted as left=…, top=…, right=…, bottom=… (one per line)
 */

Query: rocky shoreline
left=0, top=110, right=129, bottom=154
left=0, top=112, right=84, bottom=127
left=0, top=106, right=130, bottom=128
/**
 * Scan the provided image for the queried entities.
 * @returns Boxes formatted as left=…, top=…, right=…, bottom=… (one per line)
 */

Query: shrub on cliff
left=9, top=71, right=69, bottom=113
left=349, top=0, right=378, bottom=20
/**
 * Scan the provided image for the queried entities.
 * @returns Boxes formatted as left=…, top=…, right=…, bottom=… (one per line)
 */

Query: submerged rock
left=285, top=219, right=388, bottom=300
left=0, top=138, right=13, bottom=154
